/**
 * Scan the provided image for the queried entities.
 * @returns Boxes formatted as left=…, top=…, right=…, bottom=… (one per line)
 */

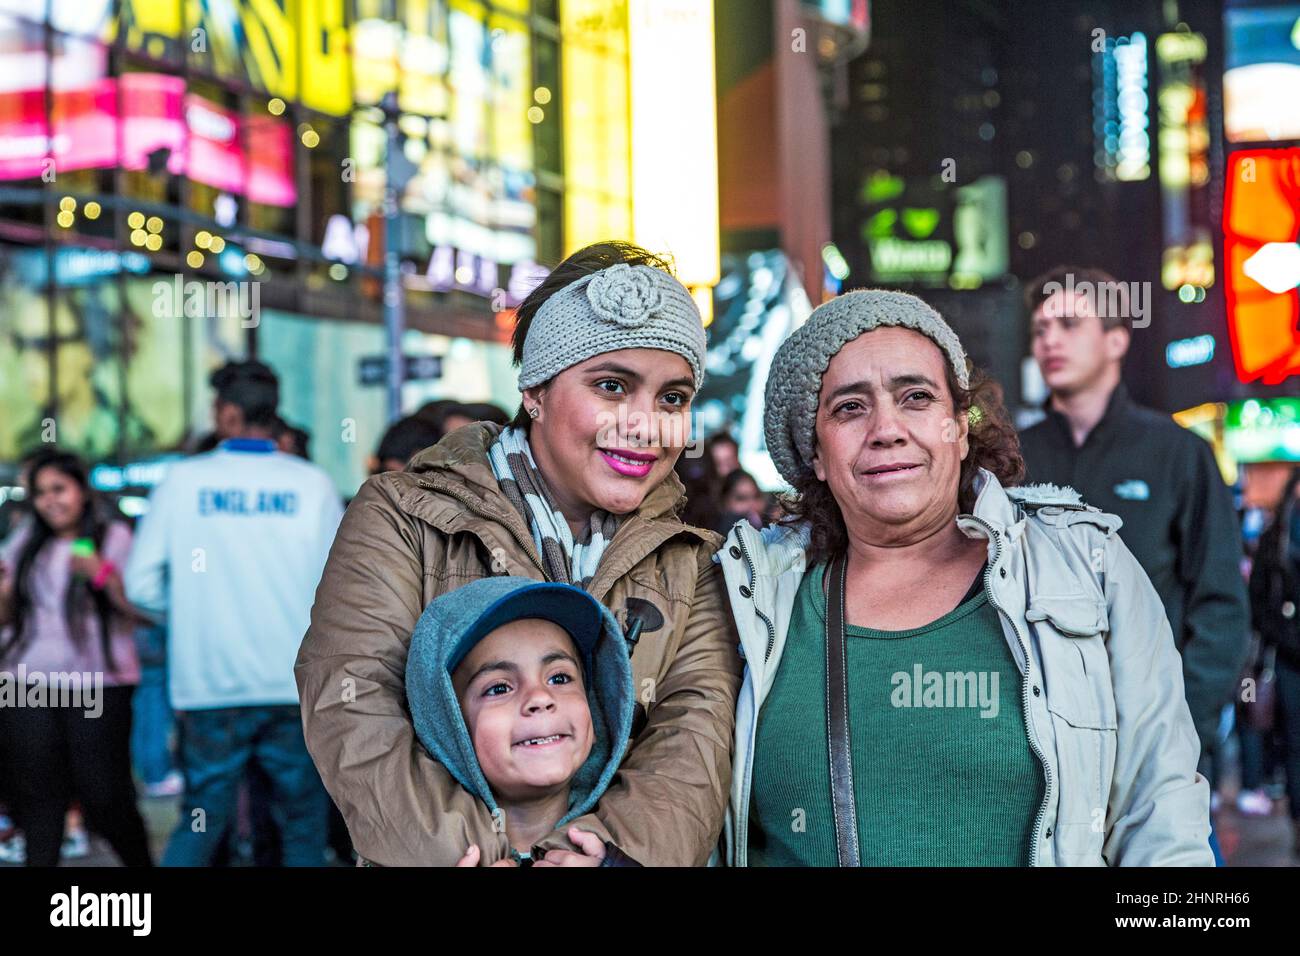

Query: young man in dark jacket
left=1018, top=267, right=1249, bottom=778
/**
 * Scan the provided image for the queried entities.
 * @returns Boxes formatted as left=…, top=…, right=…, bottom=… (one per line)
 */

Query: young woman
left=0, top=450, right=152, bottom=866
left=296, top=242, right=742, bottom=866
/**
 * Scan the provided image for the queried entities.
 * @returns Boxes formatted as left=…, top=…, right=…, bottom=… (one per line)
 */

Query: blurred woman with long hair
left=0, top=450, right=152, bottom=866
left=1248, top=466, right=1300, bottom=858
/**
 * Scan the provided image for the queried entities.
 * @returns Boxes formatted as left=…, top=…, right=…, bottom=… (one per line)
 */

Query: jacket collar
left=965, top=467, right=1023, bottom=535
left=399, top=422, right=713, bottom=592
left=220, top=437, right=277, bottom=453
left=1044, top=382, right=1131, bottom=448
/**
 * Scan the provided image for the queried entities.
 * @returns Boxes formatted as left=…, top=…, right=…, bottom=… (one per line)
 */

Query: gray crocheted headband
left=517, top=263, right=707, bottom=390
left=763, top=289, right=970, bottom=486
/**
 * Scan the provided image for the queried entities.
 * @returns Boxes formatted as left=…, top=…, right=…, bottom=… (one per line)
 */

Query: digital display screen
left=1226, top=398, right=1300, bottom=462
left=1225, top=4, right=1300, bottom=143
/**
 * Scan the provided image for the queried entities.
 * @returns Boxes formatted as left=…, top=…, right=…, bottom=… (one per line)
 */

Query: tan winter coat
left=295, top=423, right=742, bottom=866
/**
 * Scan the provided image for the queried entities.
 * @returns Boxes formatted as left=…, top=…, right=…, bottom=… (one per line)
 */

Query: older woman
left=719, top=290, right=1211, bottom=866
left=297, top=242, right=741, bottom=866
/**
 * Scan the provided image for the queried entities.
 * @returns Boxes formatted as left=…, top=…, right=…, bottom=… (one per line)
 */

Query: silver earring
left=527, top=406, right=539, bottom=420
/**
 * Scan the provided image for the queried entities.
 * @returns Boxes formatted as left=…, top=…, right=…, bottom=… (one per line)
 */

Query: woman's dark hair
left=456, top=402, right=510, bottom=427
left=374, top=415, right=442, bottom=471
left=675, top=441, right=722, bottom=532
left=720, top=468, right=758, bottom=500
left=781, top=362, right=1025, bottom=566
left=1, top=450, right=120, bottom=672
left=412, top=400, right=459, bottom=441
left=509, top=241, right=676, bottom=430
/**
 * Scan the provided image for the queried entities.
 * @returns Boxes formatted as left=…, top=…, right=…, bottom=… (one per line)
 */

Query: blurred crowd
left=0, top=361, right=525, bottom=866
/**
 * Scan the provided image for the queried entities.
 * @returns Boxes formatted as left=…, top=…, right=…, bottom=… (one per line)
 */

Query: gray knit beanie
left=517, top=263, right=707, bottom=390
left=763, top=289, right=970, bottom=486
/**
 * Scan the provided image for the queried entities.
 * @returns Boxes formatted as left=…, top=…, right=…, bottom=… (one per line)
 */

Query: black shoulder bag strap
left=824, top=553, right=860, bottom=867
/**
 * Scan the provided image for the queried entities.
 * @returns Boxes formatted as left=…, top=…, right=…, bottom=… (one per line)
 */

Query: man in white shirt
left=126, top=361, right=343, bottom=866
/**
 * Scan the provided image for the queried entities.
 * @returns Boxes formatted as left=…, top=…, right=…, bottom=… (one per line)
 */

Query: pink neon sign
left=0, top=72, right=295, bottom=207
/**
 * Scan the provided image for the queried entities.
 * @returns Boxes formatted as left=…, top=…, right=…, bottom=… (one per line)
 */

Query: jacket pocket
left=1031, top=598, right=1120, bottom=863
left=1027, top=595, right=1117, bottom=731
left=1026, top=595, right=1108, bottom=637
left=1028, top=593, right=1119, bottom=857
left=1048, top=718, right=1118, bottom=867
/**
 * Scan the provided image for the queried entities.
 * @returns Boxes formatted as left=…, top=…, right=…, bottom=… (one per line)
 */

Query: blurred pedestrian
left=1019, top=266, right=1249, bottom=777
left=1230, top=632, right=1277, bottom=817
left=412, top=400, right=510, bottom=441
left=371, top=415, right=442, bottom=475
left=271, top=416, right=311, bottom=460
left=412, top=399, right=461, bottom=440
left=676, top=442, right=722, bottom=532
left=706, top=432, right=741, bottom=481
left=449, top=402, right=510, bottom=430
left=125, top=360, right=344, bottom=866
left=716, top=469, right=764, bottom=535
left=1248, top=466, right=1300, bottom=856
left=0, top=449, right=153, bottom=867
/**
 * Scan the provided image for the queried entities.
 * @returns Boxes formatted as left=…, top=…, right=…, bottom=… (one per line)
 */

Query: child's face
left=452, top=619, right=595, bottom=803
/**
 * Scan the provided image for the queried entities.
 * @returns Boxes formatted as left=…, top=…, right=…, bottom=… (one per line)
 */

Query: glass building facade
left=0, top=0, right=565, bottom=494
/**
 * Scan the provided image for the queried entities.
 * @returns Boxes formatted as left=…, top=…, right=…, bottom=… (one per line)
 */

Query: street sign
left=357, top=355, right=443, bottom=387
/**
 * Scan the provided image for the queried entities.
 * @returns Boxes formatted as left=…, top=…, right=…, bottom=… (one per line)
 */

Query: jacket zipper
left=964, top=513, right=1052, bottom=867
left=734, top=526, right=779, bottom=662
left=732, top=524, right=779, bottom=868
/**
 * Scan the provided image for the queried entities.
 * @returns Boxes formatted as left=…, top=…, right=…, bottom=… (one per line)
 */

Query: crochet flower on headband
left=585, top=263, right=664, bottom=327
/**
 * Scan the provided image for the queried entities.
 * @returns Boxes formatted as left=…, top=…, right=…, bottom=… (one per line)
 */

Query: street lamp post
left=382, top=91, right=405, bottom=422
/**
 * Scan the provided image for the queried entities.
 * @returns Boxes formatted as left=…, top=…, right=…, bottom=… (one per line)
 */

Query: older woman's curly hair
left=781, top=362, right=1025, bottom=566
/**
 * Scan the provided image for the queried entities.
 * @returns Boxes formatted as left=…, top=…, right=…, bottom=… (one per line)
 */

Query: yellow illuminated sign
left=120, top=0, right=182, bottom=38
left=116, top=1, right=348, bottom=113
left=562, top=0, right=634, bottom=251
left=628, top=0, right=719, bottom=288
left=299, top=0, right=351, bottom=116
left=561, top=0, right=719, bottom=290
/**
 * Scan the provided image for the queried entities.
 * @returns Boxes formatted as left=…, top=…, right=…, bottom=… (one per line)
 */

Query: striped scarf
left=488, top=426, right=621, bottom=589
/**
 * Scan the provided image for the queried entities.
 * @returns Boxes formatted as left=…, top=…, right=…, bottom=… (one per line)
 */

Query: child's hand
left=533, top=827, right=606, bottom=867
left=455, top=844, right=517, bottom=867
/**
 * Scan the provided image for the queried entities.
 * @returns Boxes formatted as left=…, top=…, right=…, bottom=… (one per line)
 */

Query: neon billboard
left=1223, top=148, right=1300, bottom=384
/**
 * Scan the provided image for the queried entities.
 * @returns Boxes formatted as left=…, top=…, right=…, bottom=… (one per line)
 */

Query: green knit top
left=748, top=561, right=1045, bottom=866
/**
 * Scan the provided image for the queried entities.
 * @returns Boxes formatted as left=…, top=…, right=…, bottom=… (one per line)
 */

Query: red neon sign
left=1224, top=148, right=1300, bottom=384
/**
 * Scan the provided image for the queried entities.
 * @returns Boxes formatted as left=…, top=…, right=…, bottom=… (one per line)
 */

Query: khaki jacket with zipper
left=718, top=469, right=1213, bottom=866
left=295, top=423, right=742, bottom=866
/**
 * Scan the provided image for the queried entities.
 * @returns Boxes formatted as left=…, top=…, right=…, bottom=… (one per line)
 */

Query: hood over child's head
left=406, top=577, right=634, bottom=825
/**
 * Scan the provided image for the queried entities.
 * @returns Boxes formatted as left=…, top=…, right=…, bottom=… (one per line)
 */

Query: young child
left=405, top=576, right=637, bottom=866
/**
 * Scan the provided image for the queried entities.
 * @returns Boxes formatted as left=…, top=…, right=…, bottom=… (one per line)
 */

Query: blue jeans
left=130, top=625, right=174, bottom=785
left=163, top=705, right=328, bottom=867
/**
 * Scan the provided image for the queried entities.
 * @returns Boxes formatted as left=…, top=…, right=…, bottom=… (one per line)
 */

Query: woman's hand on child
left=455, top=844, right=517, bottom=867
left=532, top=827, right=606, bottom=867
